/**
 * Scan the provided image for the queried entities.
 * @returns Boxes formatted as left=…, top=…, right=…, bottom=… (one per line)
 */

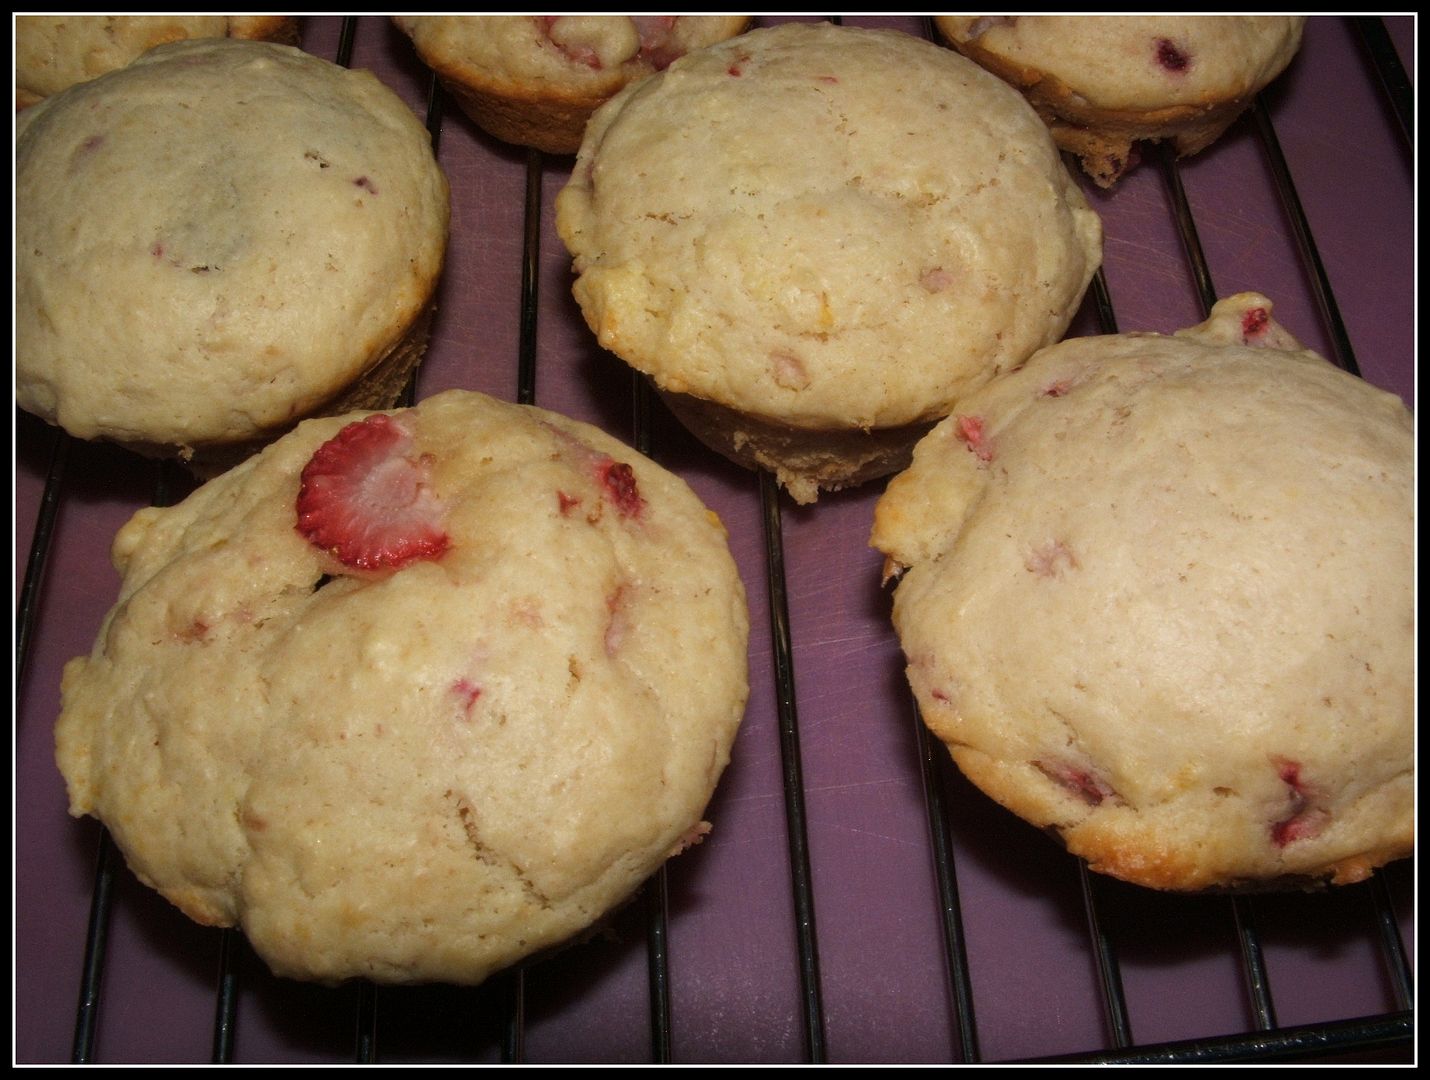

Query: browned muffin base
left=658, top=388, right=937, bottom=505
left=954, top=745, right=1411, bottom=894
left=949, top=35, right=1254, bottom=187
left=436, top=74, right=601, bottom=156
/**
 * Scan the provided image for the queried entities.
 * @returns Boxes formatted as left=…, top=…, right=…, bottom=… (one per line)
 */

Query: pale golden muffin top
left=874, top=294, right=1413, bottom=892
left=556, top=22, right=1103, bottom=433
left=16, top=39, right=449, bottom=451
left=394, top=15, right=751, bottom=98
left=935, top=16, right=1306, bottom=113
left=56, top=390, right=750, bottom=984
left=15, top=14, right=299, bottom=107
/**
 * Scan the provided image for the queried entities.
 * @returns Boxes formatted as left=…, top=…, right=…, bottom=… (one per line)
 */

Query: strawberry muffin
left=393, top=15, right=751, bottom=154
left=556, top=22, right=1102, bottom=503
left=935, top=16, right=1307, bottom=186
left=54, top=389, right=749, bottom=985
left=15, top=14, right=300, bottom=109
left=15, top=39, right=449, bottom=473
left=872, top=294, right=1413, bottom=891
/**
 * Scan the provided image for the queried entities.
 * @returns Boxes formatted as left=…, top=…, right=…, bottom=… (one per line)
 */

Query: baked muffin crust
left=935, top=16, right=1307, bottom=186
left=16, top=39, right=449, bottom=457
left=394, top=15, right=751, bottom=154
left=557, top=22, right=1102, bottom=501
left=15, top=14, right=300, bottom=108
left=873, top=294, right=1413, bottom=890
left=55, top=390, right=749, bottom=984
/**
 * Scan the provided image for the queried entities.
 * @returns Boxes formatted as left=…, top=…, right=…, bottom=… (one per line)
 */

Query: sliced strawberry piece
left=296, top=413, right=449, bottom=572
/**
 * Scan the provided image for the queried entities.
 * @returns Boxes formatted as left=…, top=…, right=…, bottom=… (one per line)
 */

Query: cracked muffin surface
left=55, top=389, right=749, bottom=984
left=872, top=294, right=1412, bottom=891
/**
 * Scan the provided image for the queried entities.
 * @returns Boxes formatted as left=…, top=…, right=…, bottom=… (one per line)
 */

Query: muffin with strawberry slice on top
left=55, top=389, right=749, bottom=985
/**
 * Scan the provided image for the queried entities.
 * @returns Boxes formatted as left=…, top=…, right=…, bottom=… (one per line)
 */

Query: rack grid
left=15, top=15, right=1414, bottom=1064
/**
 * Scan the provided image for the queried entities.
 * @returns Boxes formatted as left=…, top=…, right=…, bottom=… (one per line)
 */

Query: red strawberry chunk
left=1034, top=759, right=1118, bottom=806
left=955, top=415, right=994, bottom=462
left=1155, top=38, right=1190, bottom=72
left=296, top=413, right=449, bottom=571
left=1272, top=755, right=1304, bottom=791
left=1272, top=807, right=1330, bottom=847
left=596, top=458, right=645, bottom=519
left=1241, top=307, right=1270, bottom=339
left=450, top=678, right=482, bottom=717
left=1268, top=755, right=1330, bottom=847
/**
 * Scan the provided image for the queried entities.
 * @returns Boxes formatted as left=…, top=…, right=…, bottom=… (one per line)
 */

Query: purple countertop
left=15, top=15, right=1414, bottom=1064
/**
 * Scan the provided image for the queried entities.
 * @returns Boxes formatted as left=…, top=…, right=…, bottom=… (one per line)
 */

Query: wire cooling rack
left=15, top=15, right=1414, bottom=1064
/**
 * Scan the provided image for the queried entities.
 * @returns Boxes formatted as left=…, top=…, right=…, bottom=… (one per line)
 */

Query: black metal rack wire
left=15, top=15, right=1413, bottom=1065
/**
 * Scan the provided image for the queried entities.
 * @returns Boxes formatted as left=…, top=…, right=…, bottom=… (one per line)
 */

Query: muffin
left=54, top=389, right=750, bottom=985
left=393, top=15, right=752, bottom=154
left=15, top=38, right=450, bottom=473
left=872, top=294, right=1413, bottom=891
left=15, top=14, right=301, bottom=109
left=934, top=16, right=1307, bottom=186
left=556, top=22, right=1103, bottom=503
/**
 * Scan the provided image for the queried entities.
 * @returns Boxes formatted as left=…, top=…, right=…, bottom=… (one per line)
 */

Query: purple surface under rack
left=15, top=15, right=1415, bottom=1064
